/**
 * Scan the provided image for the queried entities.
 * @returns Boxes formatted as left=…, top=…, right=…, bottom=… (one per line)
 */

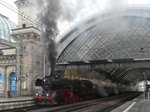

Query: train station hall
left=0, top=0, right=150, bottom=111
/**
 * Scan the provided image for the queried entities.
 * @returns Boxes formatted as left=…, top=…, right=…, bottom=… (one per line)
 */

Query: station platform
left=111, top=93, right=150, bottom=112
left=0, top=96, right=34, bottom=111
left=0, top=96, right=33, bottom=102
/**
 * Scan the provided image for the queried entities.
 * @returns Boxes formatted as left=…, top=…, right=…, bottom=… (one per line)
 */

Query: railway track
left=2, top=92, right=141, bottom=112
left=47, top=92, right=140, bottom=112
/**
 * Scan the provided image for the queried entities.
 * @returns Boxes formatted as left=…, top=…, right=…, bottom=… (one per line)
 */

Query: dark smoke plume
left=35, top=0, right=80, bottom=75
left=34, top=0, right=127, bottom=75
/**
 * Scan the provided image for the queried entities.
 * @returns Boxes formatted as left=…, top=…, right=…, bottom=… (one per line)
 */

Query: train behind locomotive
left=34, top=74, right=128, bottom=105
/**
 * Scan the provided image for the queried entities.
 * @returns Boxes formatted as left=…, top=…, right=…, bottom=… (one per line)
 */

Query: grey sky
left=0, top=0, right=17, bottom=24
left=0, top=0, right=150, bottom=26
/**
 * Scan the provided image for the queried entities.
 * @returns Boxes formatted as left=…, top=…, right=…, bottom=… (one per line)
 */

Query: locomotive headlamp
left=46, top=93, right=49, bottom=96
left=36, top=93, right=39, bottom=96
left=44, top=79, right=46, bottom=82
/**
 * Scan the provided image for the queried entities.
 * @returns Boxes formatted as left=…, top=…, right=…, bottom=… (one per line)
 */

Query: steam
left=35, top=0, right=80, bottom=75
left=34, top=0, right=106, bottom=75
left=105, top=0, right=128, bottom=34
left=75, top=69, right=107, bottom=81
left=34, top=0, right=128, bottom=75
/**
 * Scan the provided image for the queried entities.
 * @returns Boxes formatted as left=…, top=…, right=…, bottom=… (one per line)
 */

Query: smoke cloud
left=34, top=0, right=106, bottom=75
left=35, top=0, right=79, bottom=75
left=34, top=0, right=128, bottom=75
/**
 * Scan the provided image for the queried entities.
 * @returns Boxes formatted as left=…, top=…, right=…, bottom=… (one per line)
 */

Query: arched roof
left=57, top=8, right=150, bottom=63
left=0, top=14, right=16, bottom=42
left=57, top=8, right=150, bottom=85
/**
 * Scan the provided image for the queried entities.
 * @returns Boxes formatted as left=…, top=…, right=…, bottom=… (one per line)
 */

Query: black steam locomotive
left=34, top=75, right=98, bottom=105
left=34, top=73, right=129, bottom=105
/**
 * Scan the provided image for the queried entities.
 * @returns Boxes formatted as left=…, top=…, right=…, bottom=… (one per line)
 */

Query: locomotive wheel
left=54, top=92, right=64, bottom=104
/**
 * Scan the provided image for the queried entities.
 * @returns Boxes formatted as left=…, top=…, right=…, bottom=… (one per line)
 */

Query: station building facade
left=11, top=0, right=44, bottom=97
left=0, top=0, right=44, bottom=97
left=0, top=14, right=17, bottom=97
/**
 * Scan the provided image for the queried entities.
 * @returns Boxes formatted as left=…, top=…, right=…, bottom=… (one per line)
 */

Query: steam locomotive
left=34, top=73, right=129, bottom=105
left=34, top=75, right=98, bottom=105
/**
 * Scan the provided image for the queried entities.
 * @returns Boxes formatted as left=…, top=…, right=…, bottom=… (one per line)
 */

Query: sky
left=0, top=0, right=150, bottom=26
left=0, top=0, right=17, bottom=24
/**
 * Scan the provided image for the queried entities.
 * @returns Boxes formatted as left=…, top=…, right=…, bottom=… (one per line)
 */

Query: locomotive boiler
left=34, top=75, right=98, bottom=105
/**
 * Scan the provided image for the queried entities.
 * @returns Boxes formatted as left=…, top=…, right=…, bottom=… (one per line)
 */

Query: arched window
left=0, top=73, right=3, bottom=96
left=9, top=72, right=16, bottom=96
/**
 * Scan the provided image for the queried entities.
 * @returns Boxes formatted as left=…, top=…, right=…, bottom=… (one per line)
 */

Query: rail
left=5, top=92, right=140, bottom=112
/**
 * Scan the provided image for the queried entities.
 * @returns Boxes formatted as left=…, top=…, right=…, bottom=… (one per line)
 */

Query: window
left=22, top=24, right=26, bottom=28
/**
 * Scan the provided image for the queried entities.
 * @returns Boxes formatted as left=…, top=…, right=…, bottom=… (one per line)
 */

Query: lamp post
left=143, top=72, right=147, bottom=99
left=43, top=48, right=46, bottom=77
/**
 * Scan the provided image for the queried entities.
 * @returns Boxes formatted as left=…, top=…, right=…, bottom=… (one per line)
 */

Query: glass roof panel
left=58, top=15, right=150, bottom=63
left=0, top=14, right=16, bottom=42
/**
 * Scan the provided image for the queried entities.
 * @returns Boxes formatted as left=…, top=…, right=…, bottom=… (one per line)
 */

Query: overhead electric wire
left=0, top=0, right=44, bottom=29
left=0, top=0, right=63, bottom=39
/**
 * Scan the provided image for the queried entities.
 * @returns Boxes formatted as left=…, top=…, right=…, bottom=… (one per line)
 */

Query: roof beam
left=0, top=38, right=15, bottom=48
left=56, top=59, right=150, bottom=70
